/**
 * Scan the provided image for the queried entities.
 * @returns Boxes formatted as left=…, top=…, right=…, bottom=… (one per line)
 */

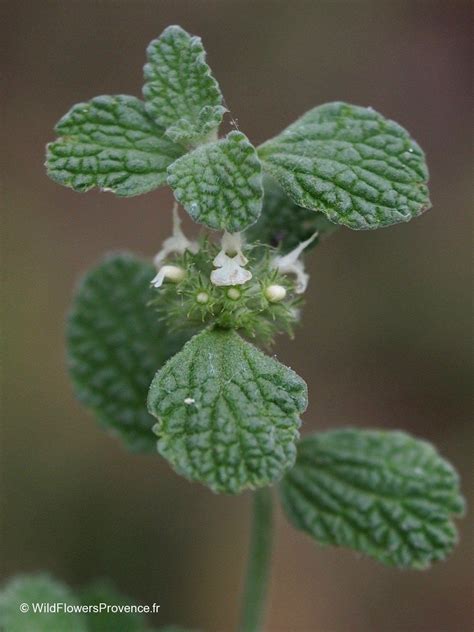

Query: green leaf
left=246, top=175, right=339, bottom=252
left=258, top=102, right=431, bottom=230
left=0, top=574, right=88, bottom=632
left=280, top=429, right=465, bottom=569
left=167, top=131, right=263, bottom=232
left=46, top=95, right=184, bottom=196
left=147, top=328, right=307, bottom=494
left=79, top=580, right=148, bottom=632
left=67, top=253, right=186, bottom=452
left=143, top=25, right=225, bottom=146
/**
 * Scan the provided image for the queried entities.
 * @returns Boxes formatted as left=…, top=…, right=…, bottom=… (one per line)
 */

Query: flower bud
left=227, top=287, right=241, bottom=300
left=265, top=284, right=287, bottom=303
left=196, top=291, right=210, bottom=304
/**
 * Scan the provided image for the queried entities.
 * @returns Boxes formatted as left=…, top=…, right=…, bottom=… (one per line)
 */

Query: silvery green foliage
left=167, top=131, right=263, bottom=232
left=148, top=328, right=307, bottom=494
left=45, top=27, right=431, bottom=236
left=46, top=24, right=464, bottom=570
left=247, top=175, right=339, bottom=252
left=67, top=254, right=187, bottom=452
left=143, top=25, right=226, bottom=146
left=280, top=430, right=464, bottom=568
left=259, top=102, right=431, bottom=229
left=46, top=96, right=184, bottom=196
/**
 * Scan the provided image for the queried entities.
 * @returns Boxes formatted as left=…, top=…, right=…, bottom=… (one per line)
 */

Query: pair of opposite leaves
left=46, top=25, right=431, bottom=234
left=67, top=252, right=306, bottom=494
left=67, top=254, right=464, bottom=570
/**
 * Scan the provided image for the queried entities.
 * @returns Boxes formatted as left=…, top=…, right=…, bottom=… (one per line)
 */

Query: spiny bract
left=149, top=239, right=302, bottom=346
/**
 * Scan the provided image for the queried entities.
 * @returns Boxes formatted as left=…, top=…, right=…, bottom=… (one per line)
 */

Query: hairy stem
left=238, top=488, right=274, bottom=632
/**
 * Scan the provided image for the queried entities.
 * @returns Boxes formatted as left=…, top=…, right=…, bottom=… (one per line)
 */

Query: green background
left=2, top=1, right=472, bottom=630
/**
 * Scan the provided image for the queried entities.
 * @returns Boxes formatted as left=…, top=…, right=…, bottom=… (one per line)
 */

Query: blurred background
left=2, top=1, right=472, bottom=630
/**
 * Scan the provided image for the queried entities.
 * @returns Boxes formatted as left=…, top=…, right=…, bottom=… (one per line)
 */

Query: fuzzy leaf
left=148, top=328, right=307, bottom=494
left=246, top=175, right=339, bottom=252
left=167, top=131, right=263, bottom=232
left=0, top=574, right=87, bottom=632
left=280, top=429, right=465, bottom=568
left=67, top=253, right=186, bottom=452
left=259, top=102, right=431, bottom=230
left=143, top=25, right=225, bottom=145
left=46, top=95, right=184, bottom=196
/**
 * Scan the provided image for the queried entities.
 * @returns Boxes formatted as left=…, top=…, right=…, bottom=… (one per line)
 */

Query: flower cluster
left=149, top=212, right=315, bottom=345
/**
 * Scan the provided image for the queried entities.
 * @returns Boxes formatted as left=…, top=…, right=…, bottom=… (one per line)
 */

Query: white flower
left=151, top=265, right=185, bottom=288
left=210, top=232, right=252, bottom=287
left=153, top=204, right=198, bottom=269
left=271, top=232, right=318, bottom=294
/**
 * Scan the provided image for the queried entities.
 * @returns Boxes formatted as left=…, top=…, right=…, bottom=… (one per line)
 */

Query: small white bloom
left=265, top=284, right=287, bottom=303
left=210, top=232, right=252, bottom=287
left=272, top=232, right=318, bottom=294
left=153, top=204, right=198, bottom=269
left=184, top=397, right=195, bottom=405
left=151, top=265, right=185, bottom=288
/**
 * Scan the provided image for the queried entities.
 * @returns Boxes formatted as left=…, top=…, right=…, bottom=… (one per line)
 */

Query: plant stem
left=238, top=487, right=274, bottom=632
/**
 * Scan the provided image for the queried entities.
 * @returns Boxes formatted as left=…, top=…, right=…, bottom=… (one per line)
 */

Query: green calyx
left=150, top=239, right=301, bottom=346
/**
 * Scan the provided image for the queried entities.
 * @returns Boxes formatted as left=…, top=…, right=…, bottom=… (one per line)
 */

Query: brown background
left=2, top=1, right=472, bottom=631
